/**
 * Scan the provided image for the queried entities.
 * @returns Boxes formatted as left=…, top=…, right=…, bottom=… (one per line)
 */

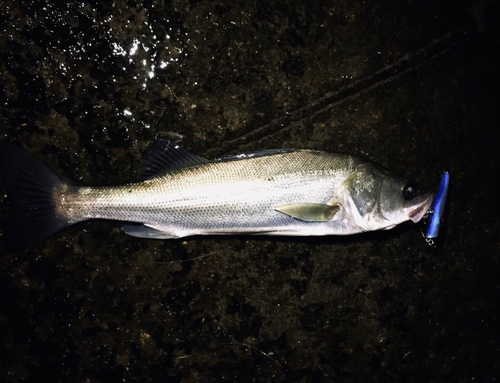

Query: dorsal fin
left=216, top=148, right=296, bottom=162
left=136, top=140, right=208, bottom=180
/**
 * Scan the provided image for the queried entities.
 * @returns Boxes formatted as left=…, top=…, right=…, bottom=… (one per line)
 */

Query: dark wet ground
left=1, top=0, right=499, bottom=382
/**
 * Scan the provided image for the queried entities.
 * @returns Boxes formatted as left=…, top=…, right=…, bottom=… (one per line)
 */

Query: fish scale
left=67, top=150, right=354, bottom=232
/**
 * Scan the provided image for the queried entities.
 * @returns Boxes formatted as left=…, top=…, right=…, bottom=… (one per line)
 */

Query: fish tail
left=1, top=143, right=76, bottom=249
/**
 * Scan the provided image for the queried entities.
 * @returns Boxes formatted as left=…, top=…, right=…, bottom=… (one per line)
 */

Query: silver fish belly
left=1, top=141, right=434, bottom=248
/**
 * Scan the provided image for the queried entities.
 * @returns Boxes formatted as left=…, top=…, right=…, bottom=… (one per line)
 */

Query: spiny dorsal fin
left=274, top=202, right=339, bottom=222
left=136, top=140, right=208, bottom=180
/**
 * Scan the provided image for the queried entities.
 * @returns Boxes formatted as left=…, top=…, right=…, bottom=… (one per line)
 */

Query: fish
left=0, top=140, right=434, bottom=249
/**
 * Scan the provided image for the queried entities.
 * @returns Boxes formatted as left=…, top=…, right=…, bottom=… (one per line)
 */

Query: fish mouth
left=409, top=195, right=434, bottom=223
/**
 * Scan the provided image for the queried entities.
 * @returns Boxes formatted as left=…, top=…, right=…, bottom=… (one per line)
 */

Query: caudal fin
left=1, top=143, right=74, bottom=249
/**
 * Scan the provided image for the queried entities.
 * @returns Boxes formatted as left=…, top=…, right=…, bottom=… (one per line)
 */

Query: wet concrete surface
left=0, top=0, right=499, bottom=381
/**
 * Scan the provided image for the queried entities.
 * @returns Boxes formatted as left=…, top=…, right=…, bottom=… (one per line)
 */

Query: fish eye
left=402, top=184, right=417, bottom=200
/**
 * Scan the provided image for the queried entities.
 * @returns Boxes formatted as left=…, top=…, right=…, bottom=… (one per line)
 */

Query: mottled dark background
left=0, top=0, right=498, bottom=382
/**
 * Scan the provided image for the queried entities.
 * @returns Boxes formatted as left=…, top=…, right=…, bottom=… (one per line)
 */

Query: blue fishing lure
left=425, top=172, right=449, bottom=243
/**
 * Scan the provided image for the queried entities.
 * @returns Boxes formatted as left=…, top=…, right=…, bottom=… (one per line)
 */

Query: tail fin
left=1, top=143, right=75, bottom=249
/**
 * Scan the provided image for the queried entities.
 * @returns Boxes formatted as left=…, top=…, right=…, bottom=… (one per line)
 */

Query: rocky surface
left=0, top=0, right=498, bottom=381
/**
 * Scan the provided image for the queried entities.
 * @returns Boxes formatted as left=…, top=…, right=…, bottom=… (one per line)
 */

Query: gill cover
left=339, top=164, right=388, bottom=231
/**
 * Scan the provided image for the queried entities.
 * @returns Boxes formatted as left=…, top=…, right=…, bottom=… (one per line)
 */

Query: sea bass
left=0, top=140, right=434, bottom=248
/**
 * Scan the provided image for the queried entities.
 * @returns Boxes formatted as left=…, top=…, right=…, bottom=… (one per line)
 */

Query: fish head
left=340, top=163, right=434, bottom=231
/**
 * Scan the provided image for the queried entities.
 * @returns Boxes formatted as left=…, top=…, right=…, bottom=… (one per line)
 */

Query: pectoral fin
left=274, top=202, right=339, bottom=222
